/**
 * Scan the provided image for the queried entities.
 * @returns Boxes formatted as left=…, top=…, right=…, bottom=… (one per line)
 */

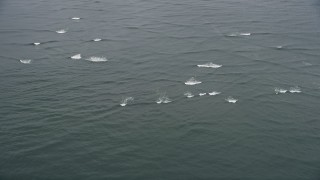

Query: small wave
left=93, top=38, right=102, bottom=42
left=227, top=32, right=251, bottom=37
left=275, top=88, right=287, bottom=94
left=71, top=54, right=81, bottom=60
left=302, top=61, right=312, bottom=66
left=184, top=92, right=194, bottom=98
left=71, top=17, right=81, bottom=20
left=185, top=77, right=202, bottom=85
left=156, top=95, right=172, bottom=104
left=199, top=93, right=207, bottom=96
left=197, top=62, right=222, bottom=68
left=209, top=91, right=221, bottom=96
left=289, top=86, right=301, bottom=93
left=120, top=97, right=134, bottom=107
left=33, top=42, right=40, bottom=46
left=226, top=96, right=238, bottom=103
left=20, top=59, right=31, bottom=64
left=56, top=29, right=67, bottom=34
left=276, top=46, right=283, bottom=49
left=86, top=56, right=108, bottom=62
left=239, top=33, right=251, bottom=36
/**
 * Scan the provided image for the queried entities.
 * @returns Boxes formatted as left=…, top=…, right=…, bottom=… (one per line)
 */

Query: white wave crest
left=93, top=38, right=102, bottom=42
left=185, top=77, right=202, bottom=85
left=120, top=97, right=134, bottom=107
left=227, top=32, right=251, bottom=37
left=240, top=32, right=251, bottom=36
left=199, top=93, right=207, bottom=96
left=71, top=17, right=81, bottom=20
left=156, top=95, right=172, bottom=104
left=209, top=91, right=221, bottom=96
left=56, top=29, right=67, bottom=34
left=197, top=62, right=222, bottom=68
left=275, top=88, right=287, bottom=94
left=86, top=56, right=108, bottom=62
left=20, top=59, right=31, bottom=64
left=289, top=86, right=301, bottom=93
left=33, top=42, right=41, bottom=46
left=71, top=54, right=81, bottom=60
left=184, top=92, right=194, bottom=98
left=226, top=96, right=238, bottom=103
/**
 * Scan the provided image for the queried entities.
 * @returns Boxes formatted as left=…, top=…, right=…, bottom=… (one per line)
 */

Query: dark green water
left=1, top=0, right=320, bottom=179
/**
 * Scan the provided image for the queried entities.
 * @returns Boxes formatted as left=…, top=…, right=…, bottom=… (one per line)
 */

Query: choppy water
left=1, top=0, right=320, bottom=179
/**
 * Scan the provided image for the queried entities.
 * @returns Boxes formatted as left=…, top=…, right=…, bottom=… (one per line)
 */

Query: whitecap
left=199, top=93, right=207, bottom=96
left=184, top=92, right=194, bottom=98
left=227, top=33, right=238, bottom=37
left=227, top=32, right=251, bottom=37
left=197, top=62, right=222, bottom=68
left=120, top=97, right=134, bottom=107
left=56, top=29, right=67, bottom=34
left=93, top=38, right=102, bottom=42
left=209, top=91, right=221, bottom=96
left=240, top=32, right=251, bottom=36
left=276, top=45, right=283, bottom=49
left=33, top=42, right=41, bottom=46
left=289, top=86, right=301, bottom=93
left=156, top=95, right=172, bottom=104
left=20, top=59, right=31, bottom=64
left=185, top=77, right=202, bottom=85
left=86, top=56, right=108, bottom=62
left=71, top=17, right=81, bottom=20
left=226, top=96, right=238, bottom=103
left=275, top=88, right=287, bottom=94
left=71, top=54, right=81, bottom=60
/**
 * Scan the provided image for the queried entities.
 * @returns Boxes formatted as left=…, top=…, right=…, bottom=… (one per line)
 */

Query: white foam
left=20, top=59, right=31, bottom=64
left=275, top=88, right=287, bottom=94
left=227, top=33, right=238, bottom=37
left=240, top=32, right=251, bottom=36
left=56, top=29, right=67, bottom=34
left=289, top=86, right=301, bottom=93
left=209, top=91, right=221, bottom=96
left=199, top=93, right=207, bottom=96
left=184, top=92, right=194, bottom=98
left=227, top=32, right=251, bottom=37
left=156, top=95, right=172, bottom=104
left=33, top=42, right=40, bottom=46
left=86, top=56, right=108, bottom=62
left=93, top=38, right=102, bottom=42
left=276, top=46, right=283, bottom=49
left=185, top=77, right=202, bottom=85
left=70, top=54, right=81, bottom=60
left=197, top=62, right=222, bottom=68
left=71, top=17, right=81, bottom=20
left=226, top=96, right=238, bottom=103
left=120, top=97, right=134, bottom=107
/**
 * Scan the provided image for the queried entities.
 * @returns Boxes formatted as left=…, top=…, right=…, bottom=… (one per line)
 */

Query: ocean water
left=1, top=0, right=320, bottom=179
